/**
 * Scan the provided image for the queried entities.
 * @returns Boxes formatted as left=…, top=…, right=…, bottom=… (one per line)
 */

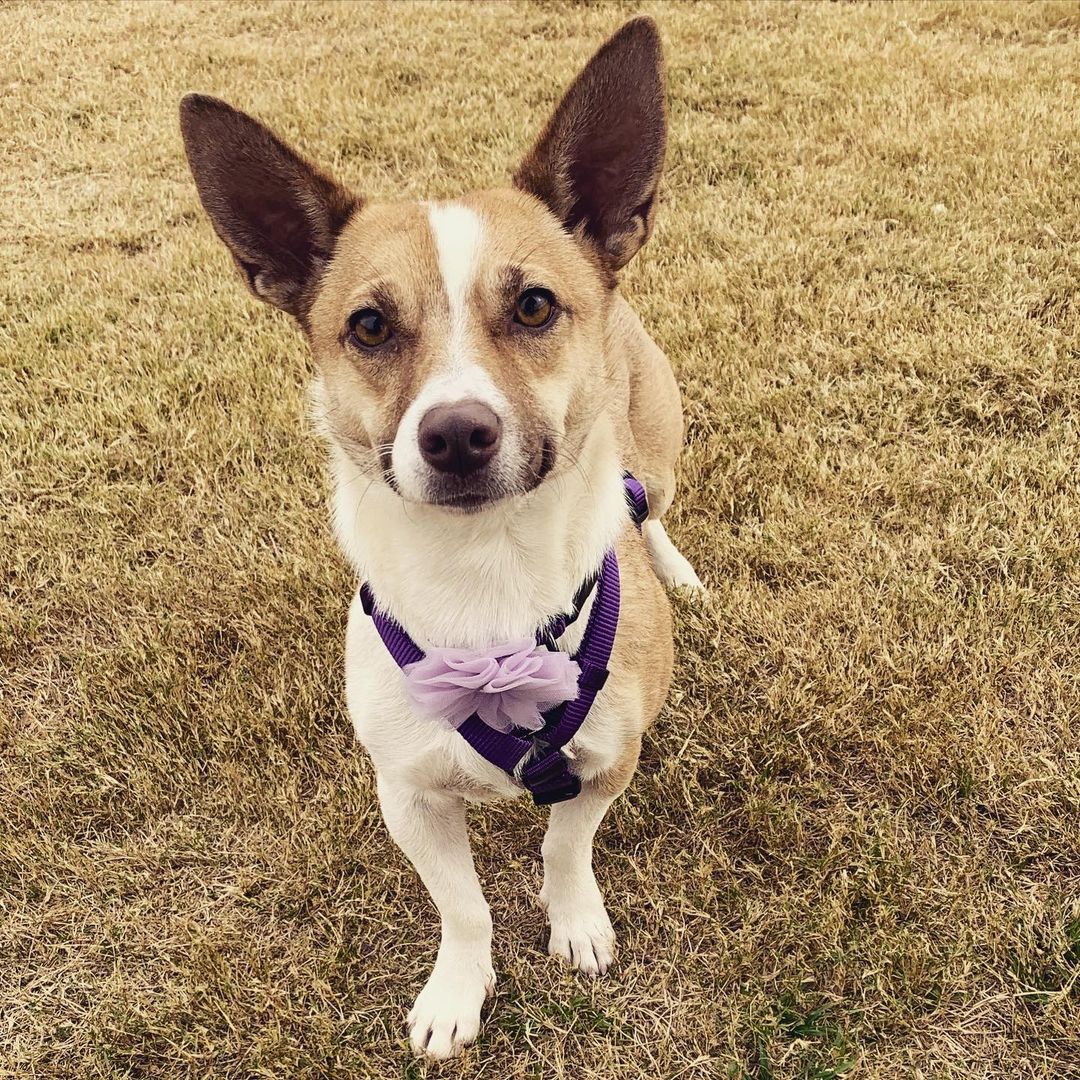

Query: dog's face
left=181, top=18, right=665, bottom=512
left=308, top=190, right=610, bottom=510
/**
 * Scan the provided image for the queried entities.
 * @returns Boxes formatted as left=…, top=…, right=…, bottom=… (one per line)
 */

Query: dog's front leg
left=377, top=775, right=494, bottom=1059
left=539, top=784, right=621, bottom=977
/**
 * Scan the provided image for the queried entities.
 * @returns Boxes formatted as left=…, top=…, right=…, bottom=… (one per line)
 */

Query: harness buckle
left=577, top=663, right=609, bottom=694
left=522, top=747, right=582, bottom=806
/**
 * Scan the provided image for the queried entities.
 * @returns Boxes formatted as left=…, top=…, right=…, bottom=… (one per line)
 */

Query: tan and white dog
left=181, top=16, right=702, bottom=1059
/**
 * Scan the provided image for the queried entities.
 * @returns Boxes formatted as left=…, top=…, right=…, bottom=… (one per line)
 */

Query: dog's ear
left=179, top=94, right=359, bottom=324
left=514, top=17, right=666, bottom=272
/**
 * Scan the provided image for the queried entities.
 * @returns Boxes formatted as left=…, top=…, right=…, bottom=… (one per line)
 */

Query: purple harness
left=360, top=474, right=649, bottom=805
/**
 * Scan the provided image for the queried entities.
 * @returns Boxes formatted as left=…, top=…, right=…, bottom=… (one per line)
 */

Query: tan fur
left=610, top=298, right=686, bottom=519
left=586, top=529, right=675, bottom=800
left=310, top=187, right=615, bottom=492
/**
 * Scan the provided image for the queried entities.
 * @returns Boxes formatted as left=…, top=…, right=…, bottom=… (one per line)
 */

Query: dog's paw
left=407, top=960, right=494, bottom=1059
left=670, top=573, right=708, bottom=597
left=546, top=903, right=616, bottom=976
left=642, top=520, right=707, bottom=595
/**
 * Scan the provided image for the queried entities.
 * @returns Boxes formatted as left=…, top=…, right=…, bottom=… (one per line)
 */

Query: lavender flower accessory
left=404, top=640, right=581, bottom=733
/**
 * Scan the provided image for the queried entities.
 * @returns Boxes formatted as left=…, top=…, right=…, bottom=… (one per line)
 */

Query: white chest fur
left=329, top=416, right=627, bottom=649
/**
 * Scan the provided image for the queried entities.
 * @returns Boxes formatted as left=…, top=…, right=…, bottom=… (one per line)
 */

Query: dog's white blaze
left=392, top=201, right=518, bottom=501
left=427, top=201, right=484, bottom=374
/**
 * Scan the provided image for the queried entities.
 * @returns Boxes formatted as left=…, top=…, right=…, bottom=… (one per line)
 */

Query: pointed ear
left=513, top=17, right=666, bottom=272
left=179, top=94, right=359, bottom=324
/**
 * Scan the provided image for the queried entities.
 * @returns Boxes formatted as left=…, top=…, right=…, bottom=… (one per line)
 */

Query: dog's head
left=180, top=18, right=665, bottom=512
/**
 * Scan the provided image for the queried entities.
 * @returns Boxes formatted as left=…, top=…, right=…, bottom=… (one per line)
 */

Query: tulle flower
left=404, top=639, right=581, bottom=733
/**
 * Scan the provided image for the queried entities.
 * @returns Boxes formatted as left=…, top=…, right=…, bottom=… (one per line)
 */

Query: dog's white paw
left=407, top=960, right=494, bottom=1059
left=642, top=520, right=707, bottom=594
left=546, top=902, right=616, bottom=976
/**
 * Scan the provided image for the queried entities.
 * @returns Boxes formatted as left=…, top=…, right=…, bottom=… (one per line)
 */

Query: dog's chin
left=422, top=477, right=525, bottom=515
left=432, top=494, right=500, bottom=514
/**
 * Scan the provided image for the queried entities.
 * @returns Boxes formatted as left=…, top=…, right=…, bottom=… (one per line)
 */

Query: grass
left=2, top=0, right=1080, bottom=1076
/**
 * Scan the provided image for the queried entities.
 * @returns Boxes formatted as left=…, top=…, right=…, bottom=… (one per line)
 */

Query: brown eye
left=348, top=308, right=392, bottom=348
left=514, top=288, right=555, bottom=329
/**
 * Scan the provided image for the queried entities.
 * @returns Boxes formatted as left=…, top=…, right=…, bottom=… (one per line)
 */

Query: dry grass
left=3, top=1, right=1080, bottom=1076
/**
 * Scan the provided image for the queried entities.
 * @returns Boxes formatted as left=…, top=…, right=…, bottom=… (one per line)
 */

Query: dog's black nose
left=418, top=400, right=502, bottom=477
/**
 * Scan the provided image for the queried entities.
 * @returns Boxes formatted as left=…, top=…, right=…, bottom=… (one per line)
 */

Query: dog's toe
left=407, top=963, right=492, bottom=1059
left=413, top=1014, right=465, bottom=1060
left=548, top=909, right=616, bottom=977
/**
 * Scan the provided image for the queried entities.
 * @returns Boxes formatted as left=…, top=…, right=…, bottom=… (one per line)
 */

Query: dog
left=180, top=15, right=703, bottom=1059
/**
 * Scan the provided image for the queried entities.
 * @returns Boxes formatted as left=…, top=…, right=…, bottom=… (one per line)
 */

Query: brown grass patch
left=3, top=1, right=1080, bottom=1077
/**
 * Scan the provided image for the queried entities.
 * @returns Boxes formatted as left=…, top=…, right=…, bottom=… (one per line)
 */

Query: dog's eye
left=514, top=288, right=555, bottom=329
left=348, top=308, right=392, bottom=348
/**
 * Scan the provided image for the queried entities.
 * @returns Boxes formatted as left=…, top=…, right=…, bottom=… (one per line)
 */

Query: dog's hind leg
left=377, top=776, right=495, bottom=1060
left=627, top=374, right=705, bottom=592
left=631, top=440, right=705, bottom=592
left=614, top=300, right=705, bottom=592
left=633, top=462, right=704, bottom=592
left=642, top=513, right=705, bottom=592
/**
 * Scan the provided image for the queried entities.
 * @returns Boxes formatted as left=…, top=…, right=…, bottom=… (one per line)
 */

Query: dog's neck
left=329, top=419, right=627, bottom=650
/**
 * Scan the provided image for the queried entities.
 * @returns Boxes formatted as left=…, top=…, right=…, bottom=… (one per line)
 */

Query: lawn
left=2, top=1, right=1080, bottom=1077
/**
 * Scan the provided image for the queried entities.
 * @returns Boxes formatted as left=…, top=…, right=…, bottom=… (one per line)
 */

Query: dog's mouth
left=429, top=489, right=498, bottom=513
left=394, top=438, right=557, bottom=514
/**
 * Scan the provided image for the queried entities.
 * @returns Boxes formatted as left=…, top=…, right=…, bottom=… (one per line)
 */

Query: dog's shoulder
left=607, top=294, right=662, bottom=368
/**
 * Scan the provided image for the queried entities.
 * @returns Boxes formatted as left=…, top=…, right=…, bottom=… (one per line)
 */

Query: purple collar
left=359, top=473, right=648, bottom=805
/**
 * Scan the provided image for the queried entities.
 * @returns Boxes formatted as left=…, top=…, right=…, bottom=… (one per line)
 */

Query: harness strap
left=546, top=547, right=618, bottom=752
left=518, top=547, right=619, bottom=804
left=623, top=472, right=649, bottom=527
left=360, top=583, right=422, bottom=666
